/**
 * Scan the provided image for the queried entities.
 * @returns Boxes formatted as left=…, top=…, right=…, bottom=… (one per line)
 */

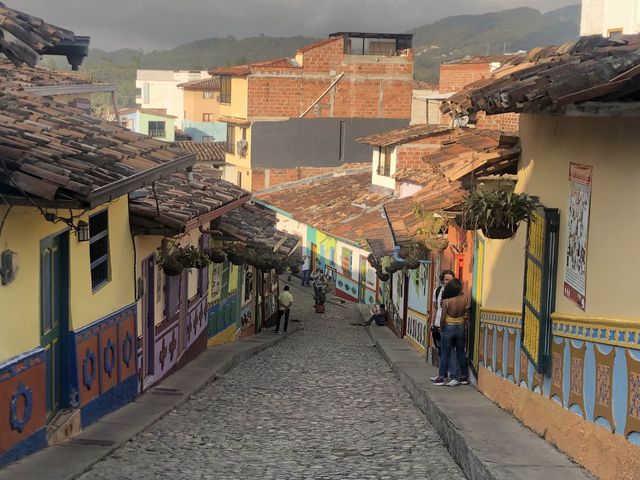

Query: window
left=202, top=113, right=216, bottom=122
left=238, top=127, right=247, bottom=157
left=377, top=147, right=392, bottom=176
left=202, top=135, right=215, bottom=142
left=148, top=120, right=166, bottom=138
left=220, top=76, right=231, bottom=104
left=203, top=90, right=215, bottom=99
left=237, top=171, right=242, bottom=188
left=89, top=210, right=109, bottom=290
left=226, top=124, right=235, bottom=154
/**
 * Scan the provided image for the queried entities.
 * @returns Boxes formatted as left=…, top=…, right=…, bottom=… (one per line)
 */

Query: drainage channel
left=150, top=387, right=184, bottom=396
left=68, top=438, right=116, bottom=447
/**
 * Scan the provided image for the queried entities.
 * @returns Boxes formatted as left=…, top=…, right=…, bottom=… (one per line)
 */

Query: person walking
left=432, top=278, right=469, bottom=387
left=300, top=255, right=311, bottom=287
left=274, top=285, right=294, bottom=334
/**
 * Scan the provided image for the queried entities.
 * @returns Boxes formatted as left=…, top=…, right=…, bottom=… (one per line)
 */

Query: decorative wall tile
left=553, top=315, right=640, bottom=350
left=507, top=330, right=517, bottom=380
left=550, top=340, right=564, bottom=403
left=569, top=342, right=586, bottom=416
left=496, top=328, right=505, bottom=375
left=593, top=345, right=615, bottom=431
left=625, top=350, right=640, bottom=438
left=520, top=348, right=529, bottom=387
left=487, top=326, right=494, bottom=371
left=478, top=324, right=486, bottom=366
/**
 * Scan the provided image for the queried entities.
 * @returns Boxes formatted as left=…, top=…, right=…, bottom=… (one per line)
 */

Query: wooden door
left=40, top=231, right=69, bottom=419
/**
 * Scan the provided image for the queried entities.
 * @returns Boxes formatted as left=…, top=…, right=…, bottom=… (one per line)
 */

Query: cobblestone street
left=79, top=284, right=464, bottom=480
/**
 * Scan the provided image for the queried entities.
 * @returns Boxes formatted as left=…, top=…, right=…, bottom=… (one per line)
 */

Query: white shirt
left=301, top=257, right=310, bottom=271
left=433, top=286, right=444, bottom=327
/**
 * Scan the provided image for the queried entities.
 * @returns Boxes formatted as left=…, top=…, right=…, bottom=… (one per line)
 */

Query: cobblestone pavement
left=79, top=283, right=465, bottom=480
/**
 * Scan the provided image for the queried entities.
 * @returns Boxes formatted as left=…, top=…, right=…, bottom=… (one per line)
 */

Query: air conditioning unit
left=236, top=139, right=248, bottom=156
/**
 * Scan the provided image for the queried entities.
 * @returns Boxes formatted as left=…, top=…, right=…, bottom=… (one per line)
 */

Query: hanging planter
left=180, top=245, right=210, bottom=269
left=225, top=243, right=248, bottom=265
left=159, top=254, right=184, bottom=276
left=424, top=236, right=449, bottom=251
left=377, top=272, right=390, bottom=282
left=404, top=259, right=421, bottom=270
left=385, top=260, right=404, bottom=274
left=206, top=248, right=226, bottom=264
left=462, top=190, right=541, bottom=240
left=481, top=225, right=519, bottom=240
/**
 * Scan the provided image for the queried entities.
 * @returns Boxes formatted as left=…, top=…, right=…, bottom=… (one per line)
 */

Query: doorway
left=144, top=256, right=155, bottom=376
left=40, top=231, right=69, bottom=420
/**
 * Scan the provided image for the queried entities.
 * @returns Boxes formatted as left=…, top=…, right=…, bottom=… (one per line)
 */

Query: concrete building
left=120, top=108, right=177, bottom=142
left=136, top=69, right=209, bottom=128
left=580, top=0, right=640, bottom=36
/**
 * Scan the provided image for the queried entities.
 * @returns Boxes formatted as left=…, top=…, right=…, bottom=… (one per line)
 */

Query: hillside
left=42, top=5, right=580, bottom=108
left=410, top=5, right=580, bottom=81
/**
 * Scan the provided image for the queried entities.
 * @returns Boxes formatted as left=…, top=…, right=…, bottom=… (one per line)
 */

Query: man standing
left=311, top=267, right=326, bottom=305
left=430, top=270, right=458, bottom=381
left=274, top=285, right=293, bottom=334
left=300, top=255, right=311, bottom=286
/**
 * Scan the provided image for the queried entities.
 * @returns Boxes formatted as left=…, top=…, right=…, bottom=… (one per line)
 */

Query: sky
left=19, top=0, right=577, bottom=51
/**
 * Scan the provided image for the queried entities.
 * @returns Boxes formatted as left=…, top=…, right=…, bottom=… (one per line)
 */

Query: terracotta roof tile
left=177, top=76, right=220, bottom=90
left=356, top=124, right=451, bottom=147
left=218, top=203, right=300, bottom=256
left=0, top=59, right=106, bottom=90
left=129, top=165, right=248, bottom=235
left=0, top=3, right=77, bottom=67
left=0, top=89, right=193, bottom=207
left=256, top=172, right=393, bottom=247
left=173, top=141, right=226, bottom=164
left=444, top=35, right=640, bottom=117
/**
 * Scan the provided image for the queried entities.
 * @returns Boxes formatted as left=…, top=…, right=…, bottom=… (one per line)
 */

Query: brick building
left=209, top=32, right=414, bottom=191
left=438, top=55, right=520, bottom=131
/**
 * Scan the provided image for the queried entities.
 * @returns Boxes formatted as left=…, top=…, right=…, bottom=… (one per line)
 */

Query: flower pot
left=160, top=260, right=183, bottom=276
left=226, top=252, right=246, bottom=265
left=405, top=260, right=420, bottom=270
left=207, top=250, right=226, bottom=264
left=481, top=224, right=519, bottom=239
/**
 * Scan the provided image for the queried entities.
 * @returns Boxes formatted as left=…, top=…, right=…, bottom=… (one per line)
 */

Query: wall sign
left=563, top=163, right=593, bottom=311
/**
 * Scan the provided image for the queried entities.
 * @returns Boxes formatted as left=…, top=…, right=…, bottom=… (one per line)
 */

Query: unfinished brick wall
left=247, top=36, right=413, bottom=120
left=475, top=112, right=519, bottom=132
left=395, top=135, right=450, bottom=170
left=439, top=63, right=492, bottom=92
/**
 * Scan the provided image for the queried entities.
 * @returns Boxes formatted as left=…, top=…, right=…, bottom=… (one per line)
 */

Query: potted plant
left=385, top=260, right=404, bottom=274
left=180, top=245, right=210, bottom=269
left=377, top=270, right=390, bottom=282
left=156, top=243, right=184, bottom=276
left=413, top=205, right=450, bottom=251
left=225, top=243, right=247, bottom=265
left=206, top=248, right=226, bottom=264
left=462, top=190, right=541, bottom=239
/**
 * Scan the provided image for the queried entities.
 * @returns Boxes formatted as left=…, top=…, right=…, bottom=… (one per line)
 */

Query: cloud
left=16, top=0, right=576, bottom=50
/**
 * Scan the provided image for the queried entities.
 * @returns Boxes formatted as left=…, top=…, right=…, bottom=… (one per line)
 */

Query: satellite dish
left=455, top=115, right=469, bottom=127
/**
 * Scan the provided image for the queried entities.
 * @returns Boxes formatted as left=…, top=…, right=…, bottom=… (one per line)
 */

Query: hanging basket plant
left=179, top=245, right=210, bottom=269
left=159, top=252, right=184, bottom=276
left=225, top=243, right=248, bottom=265
left=367, top=253, right=381, bottom=271
left=385, top=260, right=405, bottom=274
left=413, top=205, right=450, bottom=252
left=462, top=190, right=541, bottom=240
left=205, top=248, right=226, bottom=264
left=377, top=271, right=390, bottom=282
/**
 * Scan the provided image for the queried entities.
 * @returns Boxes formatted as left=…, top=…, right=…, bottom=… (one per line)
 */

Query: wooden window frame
left=202, top=113, right=215, bottom=122
left=148, top=120, right=166, bottom=138
left=220, top=76, right=231, bottom=104
left=226, top=124, right=235, bottom=154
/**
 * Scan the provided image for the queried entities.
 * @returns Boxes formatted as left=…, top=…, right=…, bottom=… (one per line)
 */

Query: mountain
left=43, top=5, right=580, bottom=108
left=410, top=5, right=581, bottom=81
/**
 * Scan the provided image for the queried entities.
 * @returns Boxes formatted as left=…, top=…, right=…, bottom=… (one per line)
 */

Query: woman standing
left=432, top=278, right=469, bottom=387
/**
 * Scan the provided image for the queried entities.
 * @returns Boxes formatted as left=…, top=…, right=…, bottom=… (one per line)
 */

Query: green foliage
left=462, top=189, right=542, bottom=235
left=412, top=204, right=449, bottom=251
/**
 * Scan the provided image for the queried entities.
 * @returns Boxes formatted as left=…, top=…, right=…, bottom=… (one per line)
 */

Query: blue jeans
left=301, top=270, right=310, bottom=286
left=439, top=324, right=468, bottom=379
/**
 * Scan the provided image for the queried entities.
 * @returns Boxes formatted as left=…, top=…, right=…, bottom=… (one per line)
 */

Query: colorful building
left=0, top=85, right=194, bottom=465
left=210, top=32, right=414, bottom=191
left=443, top=36, right=640, bottom=479
left=120, top=108, right=177, bottom=142
left=178, top=76, right=227, bottom=142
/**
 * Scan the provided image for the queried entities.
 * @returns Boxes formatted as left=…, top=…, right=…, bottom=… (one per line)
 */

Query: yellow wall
left=0, top=196, right=135, bottom=363
left=218, top=77, right=248, bottom=120
left=482, top=114, right=640, bottom=319
left=183, top=89, right=220, bottom=122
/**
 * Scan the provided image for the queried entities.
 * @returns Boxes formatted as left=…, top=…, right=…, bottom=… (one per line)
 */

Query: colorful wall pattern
left=479, top=308, right=640, bottom=446
left=0, top=348, right=47, bottom=467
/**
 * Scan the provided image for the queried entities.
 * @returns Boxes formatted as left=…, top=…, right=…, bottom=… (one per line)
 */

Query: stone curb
left=358, top=305, right=590, bottom=480
left=0, top=327, right=300, bottom=480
